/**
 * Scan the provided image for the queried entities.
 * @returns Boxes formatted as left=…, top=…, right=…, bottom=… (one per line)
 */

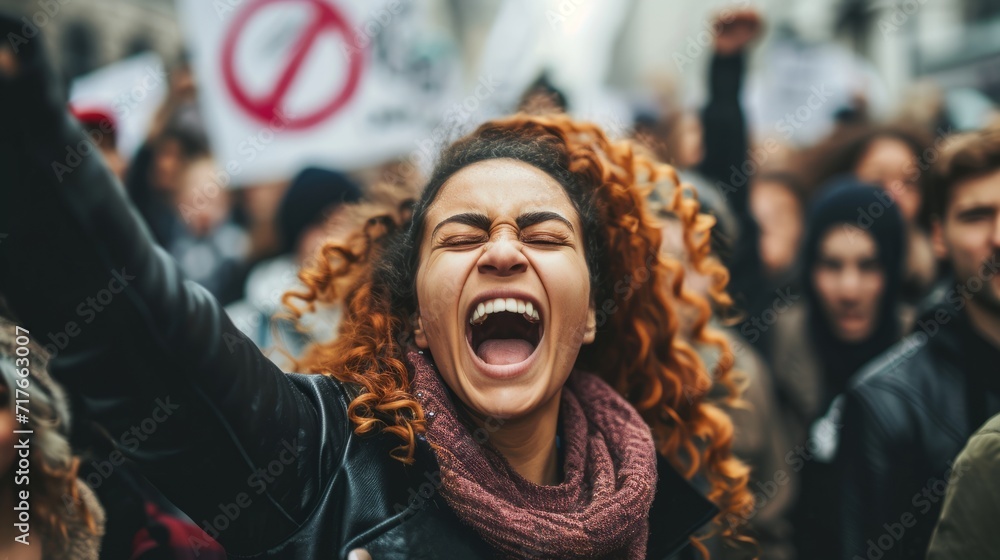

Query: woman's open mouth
left=465, top=296, right=544, bottom=378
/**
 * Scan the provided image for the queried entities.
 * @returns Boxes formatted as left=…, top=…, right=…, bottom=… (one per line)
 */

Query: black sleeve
left=698, top=52, right=748, bottom=193
left=697, top=52, right=762, bottom=313
left=0, top=18, right=342, bottom=555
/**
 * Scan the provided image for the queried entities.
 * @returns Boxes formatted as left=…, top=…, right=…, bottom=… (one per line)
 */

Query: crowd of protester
left=2, top=5, right=1000, bottom=559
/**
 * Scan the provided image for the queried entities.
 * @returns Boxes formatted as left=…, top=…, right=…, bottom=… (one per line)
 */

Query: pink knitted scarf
left=408, top=351, right=658, bottom=559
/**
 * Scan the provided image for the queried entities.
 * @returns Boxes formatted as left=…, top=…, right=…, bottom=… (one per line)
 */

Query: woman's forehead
left=429, top=159, right=577, bottom=217
left=820, top=225, right=878, bottom=258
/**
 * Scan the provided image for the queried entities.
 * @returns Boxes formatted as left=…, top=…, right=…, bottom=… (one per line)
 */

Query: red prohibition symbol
left=221, top=0, right=364, bottom=130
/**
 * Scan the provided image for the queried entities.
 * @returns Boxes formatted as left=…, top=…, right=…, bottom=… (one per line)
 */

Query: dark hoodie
left=800, top=176, right=906, bottom=409
left=792, top=177, right=906, bottom=560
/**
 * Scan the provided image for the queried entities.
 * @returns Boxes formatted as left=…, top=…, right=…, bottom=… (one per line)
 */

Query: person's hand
left=0, top=12, right=66, bottom=134
left=0, top=41, right=18, bottom=78
left=0, top=13, right=25, bottom=82
left=713, top=8, right=764, bottom=56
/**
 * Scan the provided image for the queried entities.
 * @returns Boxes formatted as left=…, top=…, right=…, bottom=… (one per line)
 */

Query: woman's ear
left=583, top=303, right=597, bottom=344
left=414, top=316, right=429, bottom=349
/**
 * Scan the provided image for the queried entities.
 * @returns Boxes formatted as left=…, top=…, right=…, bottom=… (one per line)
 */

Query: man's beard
left=968, top=252, right=1000, bottom=317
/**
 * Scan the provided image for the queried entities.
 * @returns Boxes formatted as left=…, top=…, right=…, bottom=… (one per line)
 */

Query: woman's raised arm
left=0, top=16, right=344, bottom=555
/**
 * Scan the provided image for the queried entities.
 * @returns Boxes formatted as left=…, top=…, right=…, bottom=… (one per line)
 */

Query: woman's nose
left=837, top=267, right=863, bottom=297
left=477, top=235, right=528, bottom=277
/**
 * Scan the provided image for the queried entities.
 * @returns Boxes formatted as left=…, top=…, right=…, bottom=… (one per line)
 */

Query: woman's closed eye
left=521, top=231, right=572, bottom=245
left=438, top=234, right=489, bottom=248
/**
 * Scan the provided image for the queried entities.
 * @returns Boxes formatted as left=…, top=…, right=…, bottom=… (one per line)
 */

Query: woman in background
left=802, top=126, right=937, bottom=303
left=769, top=180, right=910, bottom=559
left=0, top=313, right=104, bottom=559
left=654, top=191, right=795, bottom=560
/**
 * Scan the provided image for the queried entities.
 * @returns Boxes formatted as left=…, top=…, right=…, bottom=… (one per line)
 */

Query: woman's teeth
left=469, top=298, right=539, bottom=325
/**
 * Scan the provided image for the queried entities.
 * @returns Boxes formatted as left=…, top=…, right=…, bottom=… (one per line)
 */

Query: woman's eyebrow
left=431, top=210, right=575, bottom=238
left=516, top=211, right=574, bottom=232
left=431, top=212, right=492, bottom=238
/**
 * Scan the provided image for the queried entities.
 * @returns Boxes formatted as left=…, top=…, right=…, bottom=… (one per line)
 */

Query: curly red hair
left=285, top=113, right=753, bottom=552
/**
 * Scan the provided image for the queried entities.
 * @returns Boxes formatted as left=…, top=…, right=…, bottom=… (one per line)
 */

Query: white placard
left=177, top=0, right=463, bottom=184
left=69, top=51, right=168, bottom=158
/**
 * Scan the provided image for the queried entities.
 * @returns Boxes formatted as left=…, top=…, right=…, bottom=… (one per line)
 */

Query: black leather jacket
left=0, top=28, right=717, bottom=559
left=837, top=300, right=1000, bottom=560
